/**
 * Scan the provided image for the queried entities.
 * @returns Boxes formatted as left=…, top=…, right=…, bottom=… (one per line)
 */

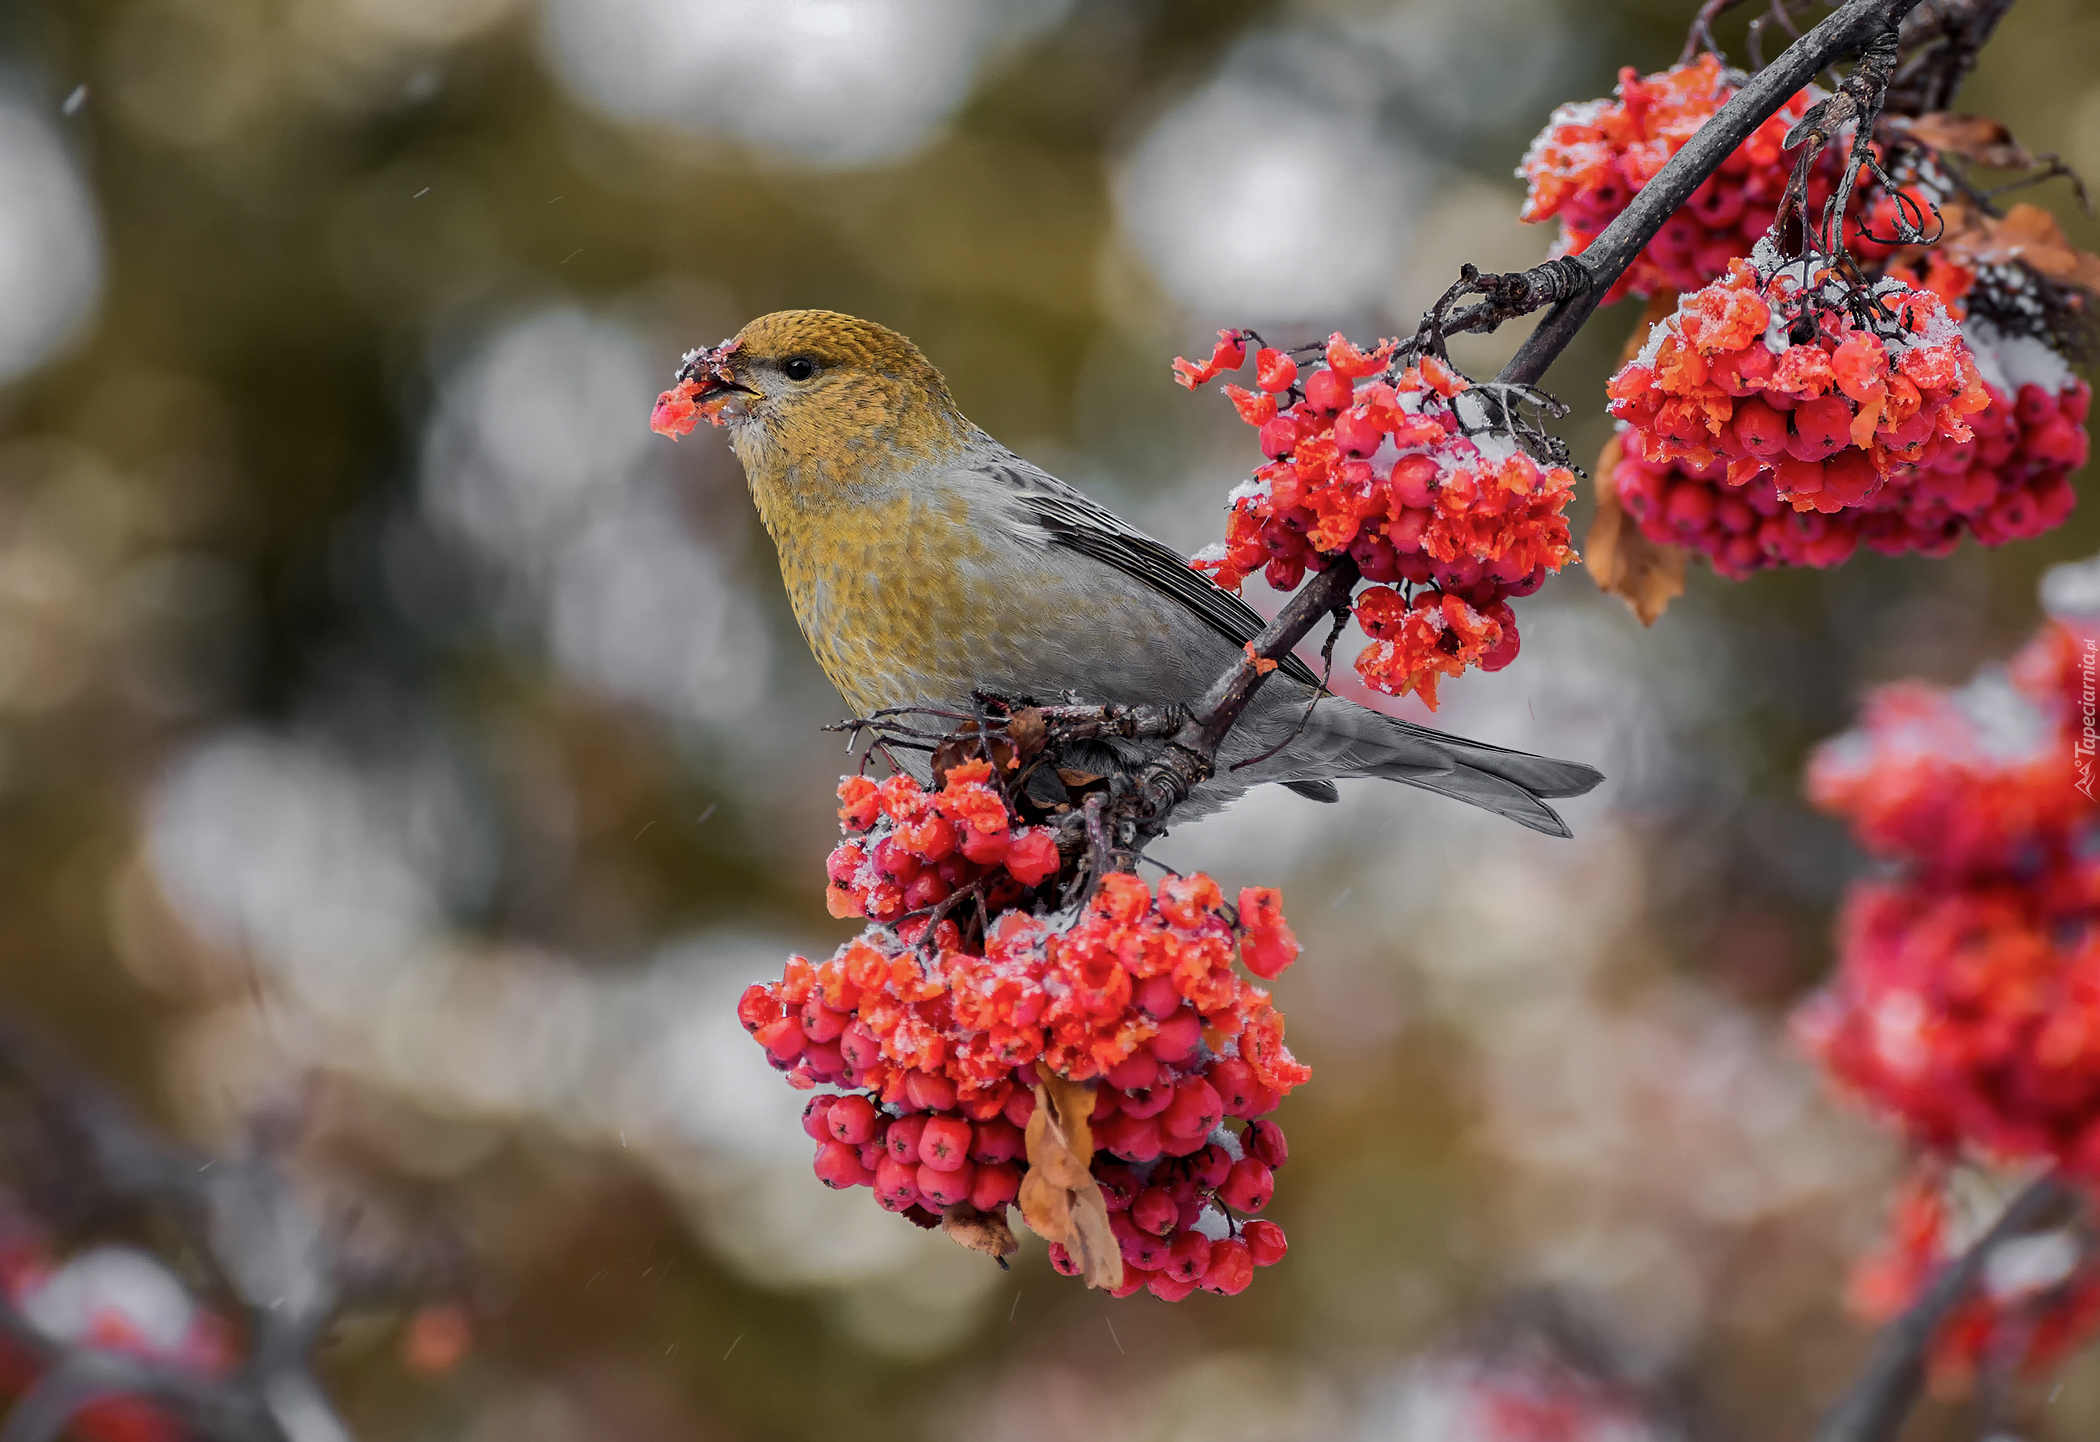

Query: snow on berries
left=1518, top=54, right=1839, bottom=301
left=748, top=760, right=1310, bottom=1300
left=1601, top=252, right=2088, bottom=579
left=1180, top=335, right=1577, bottom=709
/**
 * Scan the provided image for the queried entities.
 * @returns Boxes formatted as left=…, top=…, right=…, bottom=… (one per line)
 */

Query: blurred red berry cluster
left=0, top=1208, right=236, bottom=1442
left=742, top=762, right=1311, bottom=1300
left=1848, top=1166, right=2100, bottom=1392
left=1605, top=257, right=2090, bottom=575
left=1796, top=608, right=2100, bottom=1172
left=1518, top=54, right=1839, bottom=302
left=1179, top=333, right=1577, bottom=708
left=1796, top=587, right=2100, bottom=1374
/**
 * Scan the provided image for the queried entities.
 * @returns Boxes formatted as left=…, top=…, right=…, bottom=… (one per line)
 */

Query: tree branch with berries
left=691, top=5, right=2100, bottom=1424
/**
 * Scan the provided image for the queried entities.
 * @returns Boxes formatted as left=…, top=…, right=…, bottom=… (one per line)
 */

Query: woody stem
left=1141, top=0, right=1925, bottom=831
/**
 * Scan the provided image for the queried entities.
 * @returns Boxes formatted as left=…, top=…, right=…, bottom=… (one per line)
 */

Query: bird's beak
left=651, top=337, right=754, bottom=439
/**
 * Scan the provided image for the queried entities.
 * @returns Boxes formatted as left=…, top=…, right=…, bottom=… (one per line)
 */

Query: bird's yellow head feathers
left=656, top=310, right=974, bottom=493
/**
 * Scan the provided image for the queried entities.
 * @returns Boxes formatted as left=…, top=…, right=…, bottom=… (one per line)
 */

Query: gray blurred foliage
left=0, top=0, right=2094, bottom=1438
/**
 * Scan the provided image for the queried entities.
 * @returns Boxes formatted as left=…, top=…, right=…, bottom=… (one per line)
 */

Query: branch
left=1500, top=0, right=1927, bottom=386
left=1813, top=1174, right=2076, bottom=1442
left=1132, top=0, right=1926, bottom=831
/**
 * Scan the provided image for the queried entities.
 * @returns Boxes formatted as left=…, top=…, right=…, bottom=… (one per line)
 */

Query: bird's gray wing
left=967, top=450, right=1325, bottom=690
left=964, top=445, right=1604, bottom=826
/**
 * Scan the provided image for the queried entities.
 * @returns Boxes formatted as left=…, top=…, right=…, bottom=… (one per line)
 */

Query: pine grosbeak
left=652, top=310, right=1602, bottom=833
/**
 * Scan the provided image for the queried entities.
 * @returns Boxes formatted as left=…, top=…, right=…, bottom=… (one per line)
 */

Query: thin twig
left=1813, top=1174, right=2076, bottom=1442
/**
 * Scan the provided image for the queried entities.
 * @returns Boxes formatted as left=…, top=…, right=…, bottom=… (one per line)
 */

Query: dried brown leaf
left=1006, top=707, right=1047, bottom=764
left=1899, top=113, right=2035, bottom=169
left=1936, top=201, right=2100, bottom=296
left=1018, top=1076, right=1122, bottom=1291
left=1585, top=435, right=1686, bottom=627
left=933, top=728, right=1016, bottom=784
left=941, top=1203, right=1018, bottom=1262
left=1055, top=768, right=1105, bottom=789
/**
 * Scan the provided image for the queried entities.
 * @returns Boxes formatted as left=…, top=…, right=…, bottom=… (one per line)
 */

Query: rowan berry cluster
left=1795, top=594, right=2100, bottom=1379
left=1518, top=54, right=1839, bottom=301
left=1179, top=333, right=1577, bottom=708
left=1603, top=254, right=2087, bottom=573
left=1847, top=1167, right=2100, bottom=1390
left=743, top=762, right=1311, bottom=1299
left=0, top=1211, right=236, bottom=1442
left=1795, top=612, right=2100, bottom=1174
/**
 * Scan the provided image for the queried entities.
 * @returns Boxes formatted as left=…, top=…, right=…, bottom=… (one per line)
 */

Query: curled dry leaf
left=1585, top=435, right=1686, bottom=627
left=1587, top=290, right=1686, bottom=626
left=1945, top=203, right=2100, bottom=296
left=1018, top=1075, right=1122, bottom=1290
left=1006, top=707, right=1048, bottom=764
left=941, top=1203, right=1018, bottom=1263
left=1896, top=113, right=2036, bottom=170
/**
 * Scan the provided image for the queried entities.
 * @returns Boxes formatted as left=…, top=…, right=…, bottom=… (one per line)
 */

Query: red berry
left=1163, top=1078, right=1224, bottom=1140
left=1132, top=1188, right=1178, bottom=1236
left=1102, top=1113, right=1163, bottom=1163
left=801, top=1002, right=849, bottom=1044
left=1245, top=1119, right=1288, bottom=1168
left=1788, top=396, right=1853, bottom=462
left=1150, top=1008, right=1203, bottom=1065
left=839, top=1022, right=881, bottom=1071
left=826, top=1094, right=880, bottom=1145
left=1148, top=1271, right=1199, bottom=1302
left=969, top=1161, right=1020, bottom=1211
left=968, top=1117, right=1023, bottom=1165
left=917, top=1159, right=974, bottom=1208
left=1120, top=1079, right=1174, bottom=1119
left=754, top=1015, right=805, bottom=1063
left=1003, top=828, right=1060, bottom=886
left=1109, top=1267, right=1154, bottom=1299
left=1002, top=1087, right=1036, bottom=1129
left=1094, top=1165, right=1140, bottom=1211
left=1110, top=1213, right=1172, bottom=1271
left=1091, top=1086, right=1121, bottom=1122
left=1047, top=1243, right=1080, bottom=1277
left=873, top=1155, right=921, bottom=1211
left=801, top=1094, right=838, bottom=1142
left=884, top=1114, right=928, bottom=1166
left=1243, top=1219, right=1288, bottom=1267
left=1305, top=368, right=1353, bottom=412
left=1199, top=1238, right=1254, bottom=1295
left=1191, top=1144, right=1233, bottom=1190
left=918, top=1116, right=972, bottom=1171
left=738, top=983, right=780, bottom=1032
left=1220, top=1157, right=1275, bottom=1213
left=904, top=1070, right=956, bottom=1113
left=1209, top=1058, right=1259, bottom=1116
left=813, top=1140, right=874, bottom=1189
left=1104, top=1051, right=1159, bottom=1093
left=1163, top=1229, right=1213, bottom=1282
left=1133, top=974, right=1180, bottom=1020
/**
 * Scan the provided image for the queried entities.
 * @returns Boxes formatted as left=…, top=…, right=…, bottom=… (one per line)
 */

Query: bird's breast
left=767, top=483, right=1072, bottom=716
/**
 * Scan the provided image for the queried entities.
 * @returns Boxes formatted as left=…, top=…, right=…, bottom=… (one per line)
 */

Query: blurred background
left=0, top=0, right=2095, bottom=1437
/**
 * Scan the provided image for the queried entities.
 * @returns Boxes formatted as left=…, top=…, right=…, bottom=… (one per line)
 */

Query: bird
left=653, top=309, right=1603, bottom=835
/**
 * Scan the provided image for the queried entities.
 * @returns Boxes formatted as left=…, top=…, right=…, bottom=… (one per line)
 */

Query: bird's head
left=651, top=310, right=972, bottom=492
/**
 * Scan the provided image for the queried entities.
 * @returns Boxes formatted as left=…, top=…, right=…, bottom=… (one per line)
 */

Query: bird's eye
left=783, top=357, right=818, bottom=382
